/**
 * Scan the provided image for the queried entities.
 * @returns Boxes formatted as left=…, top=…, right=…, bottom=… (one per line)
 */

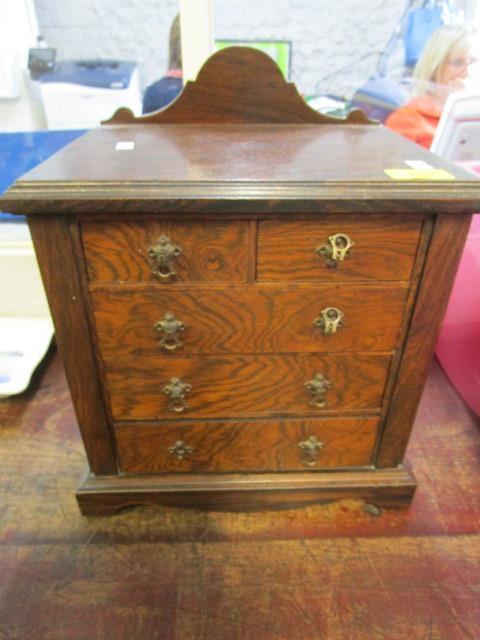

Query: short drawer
left=257, top=217, right=422, bottom=282
left=104, top=353, right=391, bottom=420
left=82, top=220, right=249, bottom=284
left=115, top=417, right=379, bottom=473
left=91, top=284, right=408, bottom=356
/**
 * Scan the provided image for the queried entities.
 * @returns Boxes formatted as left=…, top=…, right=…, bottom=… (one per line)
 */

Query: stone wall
left=34, top=0, right=180, bottom=95
left=34, top=0, right=466, bottom=99
left=214, top=0, right=405, bottom=99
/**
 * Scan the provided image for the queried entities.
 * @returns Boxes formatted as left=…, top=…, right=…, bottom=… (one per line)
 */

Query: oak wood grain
left=81, top=220, right=249, bottom=284
left=377, top=213, right=473, bottom=467
left=114, top=417, right=379, bottom=474
left=372, top=216, right=434, bottom=461
left=103, top=353, right=391, bottom=420
left=76, top=466, right=416, bottom=515
left=257, top=217, right=422, bottom=282
left=90, top=284, right=408, bottom=356
left=27, top=216, right=117, bottom=474
left=3, top=124, right=479, bottom=217
left=103, top=47, right=371, bottom=126
left=4, top=179, right=479, bottom=217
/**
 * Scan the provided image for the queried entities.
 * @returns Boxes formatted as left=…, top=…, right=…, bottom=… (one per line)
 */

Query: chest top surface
left=2, top=122, right=479, bottom=216
left=8, top=122, right=478, bottom=185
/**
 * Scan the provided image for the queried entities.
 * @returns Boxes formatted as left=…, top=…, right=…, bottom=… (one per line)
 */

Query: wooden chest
left=2, top=48, right=479, bottom=515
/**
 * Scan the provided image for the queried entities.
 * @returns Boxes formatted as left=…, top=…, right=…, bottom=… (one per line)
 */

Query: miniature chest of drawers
left=3, top=48, right=479, bottom=515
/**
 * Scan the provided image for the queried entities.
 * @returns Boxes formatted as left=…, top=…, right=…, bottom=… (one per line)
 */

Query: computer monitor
left=431, top=90, right=480, bottom=162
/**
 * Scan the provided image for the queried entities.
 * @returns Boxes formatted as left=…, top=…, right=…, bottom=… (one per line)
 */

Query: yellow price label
left=385, top=169, right=455, bottom=181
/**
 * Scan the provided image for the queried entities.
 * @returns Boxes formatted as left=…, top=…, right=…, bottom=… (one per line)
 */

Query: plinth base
left=76, top=467, right=416, bottom=516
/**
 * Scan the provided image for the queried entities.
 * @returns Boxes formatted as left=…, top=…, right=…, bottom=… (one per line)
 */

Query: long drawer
left=257, top=218, right=422, bottom=282
left=115, top=417, right=379, bottom=473
left=104, top=353, right=391, bottom=420
left=91, top=284, right=408, bottom=356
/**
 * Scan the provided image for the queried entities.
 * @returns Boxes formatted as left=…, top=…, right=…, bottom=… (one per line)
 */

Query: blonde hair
left=412, top=24, right=476, bottom=95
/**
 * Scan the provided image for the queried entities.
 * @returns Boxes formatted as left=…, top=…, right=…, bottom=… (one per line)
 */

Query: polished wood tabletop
left=14, top=123, right=477, bottom=185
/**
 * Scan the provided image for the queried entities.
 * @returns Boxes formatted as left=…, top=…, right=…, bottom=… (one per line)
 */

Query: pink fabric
left=165, top=69, right=182, bottom=78
left=436, top=206, right=480, bottom=415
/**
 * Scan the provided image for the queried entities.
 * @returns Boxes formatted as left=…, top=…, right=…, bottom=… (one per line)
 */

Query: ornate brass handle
left=298, top=435, right=325, bottom=467
left=148, top=234, right=182, bottom=280
left=314, top=307, right=344, bottom=336
left=168, top=440, right=194, bottom=460
left=162, top=377, right=192, bottom=413
left=316, top=233, right=354, bottom=268
left=305, top=373, right=331, bottom=408
left=155, top=312, right=186, bottom=351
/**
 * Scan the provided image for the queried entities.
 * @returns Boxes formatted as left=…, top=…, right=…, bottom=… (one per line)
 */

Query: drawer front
left=115, top=417, right=379, bottom=473
left=257, top=218, right=422, bottom=282
left=82, top=220, right=249, bottom=284
left=92, top=285, right=408, bottom=356
left=104, top=353, right=391, bottom=420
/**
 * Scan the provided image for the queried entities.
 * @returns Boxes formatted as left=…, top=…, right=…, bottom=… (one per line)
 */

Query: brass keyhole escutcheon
left=314, top=307, right=344, bottom=336
left=162, top=377, right=192, bottom=413
left=155, top=312, right=186, bottom=351
left=305, top=373, right=332, bottom=408
left=168, top=440, right=194, bottom=460
left=148, top=234, right=182, bottom=280
left=316, top=233, right=354, bottom=268
left=298, top=435, right=325, bottom=467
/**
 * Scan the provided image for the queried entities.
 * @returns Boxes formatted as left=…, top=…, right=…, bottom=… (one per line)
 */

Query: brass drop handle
left=148, top=234, right=182, bottom=280
left=314, top=307, right=344, bottom=336
left=168, top=440, right=194, bottom=460
left=298, top=435, right=325, bottom=467
left=162, top=377, right=192, bottom=413
left=305, top=373, right=331, bottom=408
left=155, top=312, right=186, bottom=351
left=316, top=233, right=354, bottom=268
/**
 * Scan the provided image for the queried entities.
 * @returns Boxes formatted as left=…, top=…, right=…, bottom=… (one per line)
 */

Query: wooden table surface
left=1, top=348, right=479, bottom=639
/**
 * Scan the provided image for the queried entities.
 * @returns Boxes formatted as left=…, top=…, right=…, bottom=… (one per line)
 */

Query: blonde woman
left=386, top=25, right=477, bottom=148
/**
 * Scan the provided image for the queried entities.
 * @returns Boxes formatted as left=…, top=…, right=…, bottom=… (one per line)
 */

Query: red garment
left=385, top=94, right=441, bottom=149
